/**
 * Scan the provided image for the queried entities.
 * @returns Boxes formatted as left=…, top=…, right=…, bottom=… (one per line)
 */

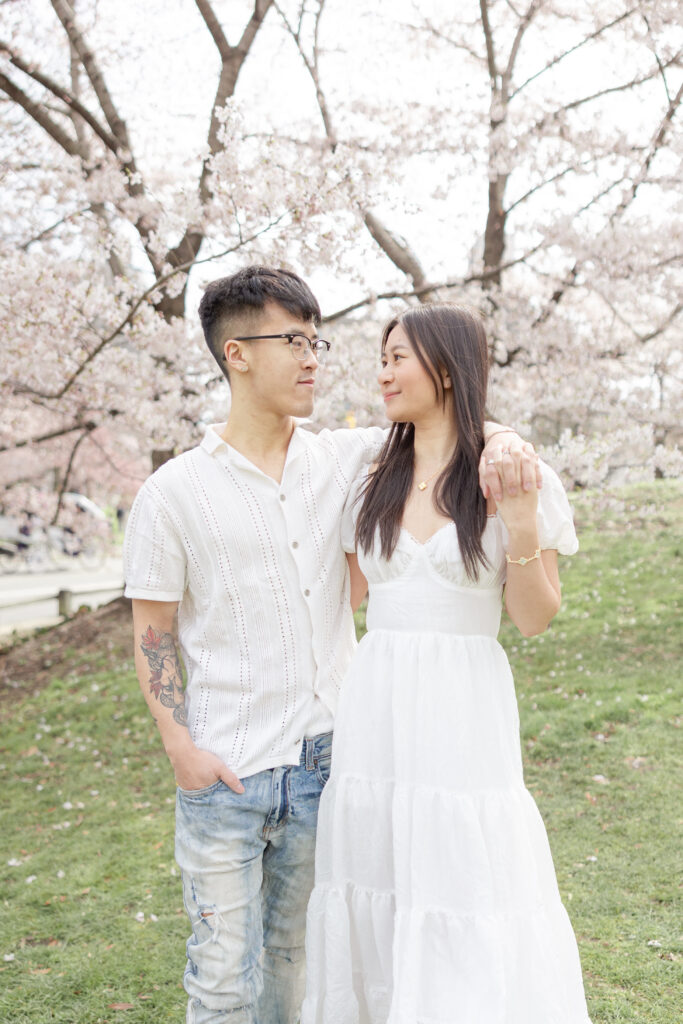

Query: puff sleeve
left=536, top=460, right=579, bottom=555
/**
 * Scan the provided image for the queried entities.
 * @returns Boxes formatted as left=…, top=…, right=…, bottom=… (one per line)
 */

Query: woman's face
left=378, top=323, right=445, bottom=423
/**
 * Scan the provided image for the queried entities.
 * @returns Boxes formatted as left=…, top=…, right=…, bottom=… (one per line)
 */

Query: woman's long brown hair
left=356, top=304, right=490, bottom=580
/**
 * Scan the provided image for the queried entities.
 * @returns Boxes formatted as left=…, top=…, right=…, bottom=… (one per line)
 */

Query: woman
left=302, top=305, right=590, bottom=1023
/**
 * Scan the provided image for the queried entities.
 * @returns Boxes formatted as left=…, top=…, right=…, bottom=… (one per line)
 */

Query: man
left=123, top=266, right=536, bottom=1024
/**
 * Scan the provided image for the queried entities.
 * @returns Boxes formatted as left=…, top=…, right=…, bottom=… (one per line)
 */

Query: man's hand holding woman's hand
left=479, top=430, right=540, bottom=503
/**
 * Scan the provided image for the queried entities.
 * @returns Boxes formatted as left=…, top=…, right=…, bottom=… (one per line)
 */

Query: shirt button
left=279, top=494, right=286, bottom=502
left=304, top=588, right=311, bottom=597
left=292, top=541, right=299, bottom=549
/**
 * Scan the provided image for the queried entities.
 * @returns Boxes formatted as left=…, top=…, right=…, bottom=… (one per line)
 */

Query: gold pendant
left=417, top=481, right=427, bottom=491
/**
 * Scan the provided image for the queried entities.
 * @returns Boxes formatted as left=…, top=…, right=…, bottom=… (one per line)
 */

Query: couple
left=123, top=266, right=590, bottom=1024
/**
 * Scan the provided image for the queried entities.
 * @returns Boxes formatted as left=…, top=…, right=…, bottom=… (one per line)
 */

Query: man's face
left=229, top=301, right=321, bottom=420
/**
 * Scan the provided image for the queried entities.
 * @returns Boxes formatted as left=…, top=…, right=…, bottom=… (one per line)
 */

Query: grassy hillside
left=1, top=480, right=681, bottom=1023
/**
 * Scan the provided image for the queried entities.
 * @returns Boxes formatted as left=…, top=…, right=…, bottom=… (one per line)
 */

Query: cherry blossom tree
left=287, top=0, right=683, bottom=483
left=0, top=0, right=371, bottom=519
left=1, top=0, right=681, bottom=527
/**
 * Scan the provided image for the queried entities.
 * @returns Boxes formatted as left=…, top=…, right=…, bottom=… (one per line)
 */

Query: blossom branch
left=275, top=0, right=430, bottom=291
left=502, top=0, right=543, bottom=97
left=195, top=0, right=275, bottom=204
left=505, top=159, right=597, bottom=214
left=479, top=0, right=499, bottom=85
left=508, top=6, right=640, bottom=100
left=609, top=78, right=683, bottom=223
left=0, top=420, right=97, bottom=454
left=49, top=0, right=133, bottom=156
left=0, top=40, right=118, bottom=151
left=405, top=18, right=484, bottom=64
left=12, top=210, right=292, bottom=401
left=322, top=242, right=545, bottom=322
left=20, top=206, right=93, bottom=251
left=154, top=0, right=276, bottom=311
left=51, top=425, right=95, bottom=524
left=0, top=70, right=83, bottom=156
left=534, top=53, right=683, bottom=130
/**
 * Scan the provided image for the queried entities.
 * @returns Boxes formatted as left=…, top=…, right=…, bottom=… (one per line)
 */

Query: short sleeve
left=341, top=471, right=370, bottom=553
left=123, top=481, right=187, bottom=601
left=536, top=460, right=578, bottom=555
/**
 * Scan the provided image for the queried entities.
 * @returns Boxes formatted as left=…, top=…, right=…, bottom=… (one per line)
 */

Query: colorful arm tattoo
left=139, top=625, right=188, bottom=727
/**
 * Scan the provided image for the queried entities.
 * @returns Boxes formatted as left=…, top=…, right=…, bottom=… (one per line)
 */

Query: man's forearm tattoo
left=139, top=625, right=188, bottom=726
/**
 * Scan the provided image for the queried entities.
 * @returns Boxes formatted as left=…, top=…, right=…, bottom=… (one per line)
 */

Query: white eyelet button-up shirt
left=123, top=423, right=384, bottom=779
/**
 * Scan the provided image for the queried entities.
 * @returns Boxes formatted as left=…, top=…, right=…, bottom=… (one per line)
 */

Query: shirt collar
left=201, top=422, right=311, bottom=467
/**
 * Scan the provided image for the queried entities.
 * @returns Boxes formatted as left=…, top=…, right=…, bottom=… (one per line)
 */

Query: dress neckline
left=400, top=522, right=455, bottom=547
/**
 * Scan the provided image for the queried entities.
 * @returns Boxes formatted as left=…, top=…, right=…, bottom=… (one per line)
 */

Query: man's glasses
left=226, top=334, right=331, bottom=364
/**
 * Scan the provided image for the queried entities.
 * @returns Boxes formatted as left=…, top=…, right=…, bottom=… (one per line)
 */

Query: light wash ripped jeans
left=175, top=732, right=332, bottom=1024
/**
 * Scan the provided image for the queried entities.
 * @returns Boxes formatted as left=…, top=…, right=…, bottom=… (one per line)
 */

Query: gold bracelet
left=505, top=547, right=541, bottom=566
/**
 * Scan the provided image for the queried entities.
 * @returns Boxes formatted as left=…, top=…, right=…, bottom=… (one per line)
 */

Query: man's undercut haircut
left=198, top=265, right=322, bottom=380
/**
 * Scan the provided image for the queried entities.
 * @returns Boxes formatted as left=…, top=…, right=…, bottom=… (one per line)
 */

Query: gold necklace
left=416, top=465, right=447, bottom=491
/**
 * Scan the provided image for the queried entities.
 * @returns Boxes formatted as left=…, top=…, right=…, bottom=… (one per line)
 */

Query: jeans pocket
left=176, top=779, right=224, bottom=800
left=313, top=749, right=332, bottom=786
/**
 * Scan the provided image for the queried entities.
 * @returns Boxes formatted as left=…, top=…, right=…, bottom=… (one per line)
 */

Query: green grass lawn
left=1, top=481, right=681, bottom=1023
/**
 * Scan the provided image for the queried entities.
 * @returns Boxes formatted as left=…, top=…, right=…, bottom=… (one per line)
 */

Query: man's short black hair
left=198, top=265, right=322, bottom=380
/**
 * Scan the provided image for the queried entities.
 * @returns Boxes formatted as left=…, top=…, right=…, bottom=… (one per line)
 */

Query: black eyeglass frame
left=222, top=333, right=331, bottom=361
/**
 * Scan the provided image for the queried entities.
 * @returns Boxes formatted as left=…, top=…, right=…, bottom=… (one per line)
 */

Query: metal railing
left=0, top=579, right=124, bottom=626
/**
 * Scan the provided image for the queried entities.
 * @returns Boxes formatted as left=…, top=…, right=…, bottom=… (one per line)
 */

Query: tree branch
left=275, top=0, right=430, bottom=290
left=642, top=14, right=672, bottom=105
left=405, top=18, right=484, bottom=64
left=505, top=157, right=596, bottom=214
left=502, top=0, right=542, bottom=98
left=273, top=0, right=336, bottom=143
left=237, top=0, right=275, bottom=57
left=0, top=71, right=82, bottom=156
left=610, top=78, right=683, bottom=223
left=13, top=209, right=293, bottom=401
left=20, top=206, right=93, bottom=250
left=51, top=425, right=94, bottom=524
left=592, top=288, right=683, bottom=345
left=194, top=0, right=231, bottom=58
left=0, top=419, right=97, bottom=454
left=362, top=211, right=430, bottom=290
left=322, top=242, right=545, bottom=322
left=49, top=0, right=132, bottom=154
left=508, top=6, right=639, bottom=100
left=171, top=0, right=275, bottom=295
left=532, top=263, right=578, bottom=327
left=531, top=52, right=682, bottom=132
left=0, top=39, right=118, bottom=152
left=530, top=74, right=682, bottom=328
left=85, top=432, right=148, bottom=482
left=479, top=0, right=498, bottom=84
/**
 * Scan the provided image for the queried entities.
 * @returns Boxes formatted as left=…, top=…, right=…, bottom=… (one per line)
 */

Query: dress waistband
left=366, top=580, right=502, bottom=637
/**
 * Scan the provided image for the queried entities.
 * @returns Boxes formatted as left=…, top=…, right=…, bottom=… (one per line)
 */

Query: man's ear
left=224, top=340, right=249, bottom=375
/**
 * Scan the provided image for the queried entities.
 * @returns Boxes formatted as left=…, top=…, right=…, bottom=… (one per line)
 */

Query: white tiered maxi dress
left=302, top=463, right=591, bottom=1024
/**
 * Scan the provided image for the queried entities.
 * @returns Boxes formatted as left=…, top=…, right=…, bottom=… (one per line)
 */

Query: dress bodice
left=344, top=459, right=579, bottom=640
left=360, top=520, right=507, bottom=638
